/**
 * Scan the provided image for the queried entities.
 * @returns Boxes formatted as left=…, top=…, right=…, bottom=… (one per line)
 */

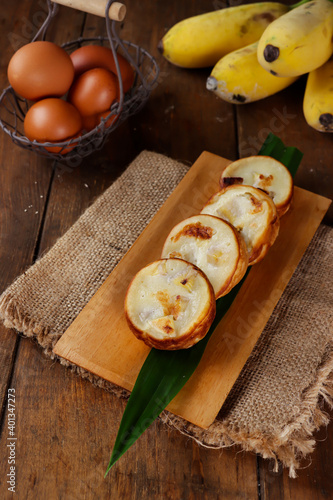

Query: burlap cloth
left=1, top=151, right=332, bottom=477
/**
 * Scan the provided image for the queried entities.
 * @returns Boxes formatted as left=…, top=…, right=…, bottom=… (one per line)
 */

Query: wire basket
left=0, top=0, right=159, bottom=162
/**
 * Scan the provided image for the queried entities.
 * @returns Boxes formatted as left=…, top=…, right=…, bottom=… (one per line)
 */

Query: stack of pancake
left=125, top=156, right=293, bottom=350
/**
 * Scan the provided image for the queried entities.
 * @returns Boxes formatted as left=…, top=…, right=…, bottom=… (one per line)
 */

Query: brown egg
left=68, top=68, right=118, bottom=117
left=70, top=45, right=134, bottom=93
left=81, top=114, right=100, bottom=133
left=8, top=41, right=74, bottom=101
left=24, top=98, right=82, bottom=154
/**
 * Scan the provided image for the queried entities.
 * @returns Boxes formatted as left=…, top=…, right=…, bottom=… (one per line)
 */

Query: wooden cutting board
left=53, top=151, right=331, bottom=429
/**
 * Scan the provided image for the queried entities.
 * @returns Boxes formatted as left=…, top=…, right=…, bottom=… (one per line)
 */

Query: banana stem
left=290, top=0, right=326, bottom=9
left=290, top=0, right=310, bottom=8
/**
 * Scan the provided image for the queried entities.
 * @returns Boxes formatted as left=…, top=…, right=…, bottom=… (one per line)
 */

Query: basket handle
left=51, top=0, right=126, bottom=21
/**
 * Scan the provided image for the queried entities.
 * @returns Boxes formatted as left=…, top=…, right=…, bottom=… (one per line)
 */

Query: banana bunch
left=256, top=0, right=333, bottom=132
left=158, top=2, right=289, bottom=68
left=257, top=0, right=333, bottom=77
left=160, top=0, right=333, bottom=132
left=303, top=57, right=333, bottom=132
left=206, top=42, right=298, bottom=104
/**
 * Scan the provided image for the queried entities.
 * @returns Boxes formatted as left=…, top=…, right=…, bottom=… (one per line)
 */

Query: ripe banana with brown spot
left=303, top=57, right=333, bottom=132
left=257, top=0, right=333, bottom=77
left=158, top=2, right=289, bottom=68
left=206, top=42, right=298, bottom=104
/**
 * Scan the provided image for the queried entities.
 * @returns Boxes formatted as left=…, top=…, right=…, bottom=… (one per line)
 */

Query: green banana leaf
left=105, top=133, right=303, bottom=475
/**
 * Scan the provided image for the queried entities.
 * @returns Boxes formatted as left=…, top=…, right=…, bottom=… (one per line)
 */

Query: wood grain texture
left=52, top=0, right=126, bottom=21
left=258, top=416, right=333, bottom=499
left=0, top=0, right=333, bottom=497
left=230, top=1, right=333, bottom=497
left=0, top=338, right=259, bottom=499
left=0, top=1, right=257, bottom=498
left=0, top=0, right=56, bottom=417
left=53, top=151, right=331, bottom=428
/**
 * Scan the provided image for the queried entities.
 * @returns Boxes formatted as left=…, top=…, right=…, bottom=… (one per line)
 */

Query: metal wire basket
left=0, top=0, right=159, bottom=162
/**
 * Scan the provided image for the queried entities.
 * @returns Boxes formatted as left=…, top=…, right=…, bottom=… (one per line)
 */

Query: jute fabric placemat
left=0, top=151, right=332, bottom=477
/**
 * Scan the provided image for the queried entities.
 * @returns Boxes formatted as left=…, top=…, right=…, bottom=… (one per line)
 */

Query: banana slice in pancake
left=220, top=156, right=293, bottom=217
left=161, top=214, right=248, bottom=298
left=201, top=185, right=279, bottom=265
left=124, top=258, right=216, bottom=350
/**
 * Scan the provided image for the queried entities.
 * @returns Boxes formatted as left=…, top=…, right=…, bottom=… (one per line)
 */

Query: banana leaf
left=105, top=133, right=303, bottom=475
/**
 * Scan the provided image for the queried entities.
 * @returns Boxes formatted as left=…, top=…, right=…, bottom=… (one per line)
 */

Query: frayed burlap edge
left=1, top=291, right=332, bottom=478
left=160, top=344, right=333, bottom=479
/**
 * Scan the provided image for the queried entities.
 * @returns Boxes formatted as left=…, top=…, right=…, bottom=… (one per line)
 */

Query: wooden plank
left=4, top=0, right=328, bottom=497
left=0, top=327, right=19, bottom=415
left=258, top=411, right=333, bottom=499
left=53, top=151, right=331, bottom=429
left=0, top=338, right=259, bottom=499
left=231, top=0, right=333, bottom=490
left=52, top=152, right=230, bottom=384
left=169, top=189, right=331, bottom=424
left=0, top=2, right=259, bottom=499
left=0, top=0, right=58, bottom=413
left=120, top=0, right=238, bottom=164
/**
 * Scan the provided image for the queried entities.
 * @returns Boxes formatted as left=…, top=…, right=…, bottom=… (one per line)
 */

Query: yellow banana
left=158, top=3, right=289, bottom=68
left=257, top=0, right=333, bottom=77
left=303, top=57, right=333, bottom=132
left=206, top=42, right=298, bottom=104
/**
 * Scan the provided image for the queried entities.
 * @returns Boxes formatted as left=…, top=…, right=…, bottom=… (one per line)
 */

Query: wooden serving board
left=53, top=152, right=331, bottom=429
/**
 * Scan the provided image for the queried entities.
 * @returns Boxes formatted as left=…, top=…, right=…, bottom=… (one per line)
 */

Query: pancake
left=161, top=214, right=248, bottom=298
left=220, top=155, right=293, bottom=217
left=201, top=185, right=279, bottom=265
left=124, top=258, right=216, bottom=350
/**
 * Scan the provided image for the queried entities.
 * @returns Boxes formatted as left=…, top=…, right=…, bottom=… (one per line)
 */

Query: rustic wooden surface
left=0, top=1, right=332, bottom=499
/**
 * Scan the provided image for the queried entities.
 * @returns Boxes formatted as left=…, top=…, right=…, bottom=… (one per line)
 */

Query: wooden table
left=1, top=1, right=332, bottom=498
